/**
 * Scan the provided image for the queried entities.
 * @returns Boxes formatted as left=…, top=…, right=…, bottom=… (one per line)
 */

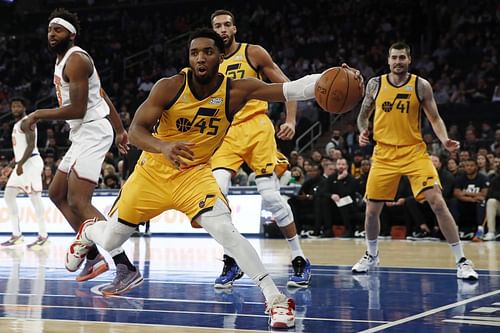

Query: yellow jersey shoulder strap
left=163, top=69, right=187, bottom=110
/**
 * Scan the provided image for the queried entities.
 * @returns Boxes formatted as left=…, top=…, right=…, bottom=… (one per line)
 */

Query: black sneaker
left=214, top=255, right=244, bottom=289
left=287, top=256, right=311, bottom=288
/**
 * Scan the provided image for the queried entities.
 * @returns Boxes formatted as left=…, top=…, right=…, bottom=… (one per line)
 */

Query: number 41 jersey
left=373, top=74, right=423, bottom=146
left=153, top=68, right=232, bottom=168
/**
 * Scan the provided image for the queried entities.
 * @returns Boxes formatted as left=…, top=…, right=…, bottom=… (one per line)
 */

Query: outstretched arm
left=249, top=44, right=297, bottom=140
left=419, top=78, right=459, bottom=152
left=357, top=77, right=379, bottom=146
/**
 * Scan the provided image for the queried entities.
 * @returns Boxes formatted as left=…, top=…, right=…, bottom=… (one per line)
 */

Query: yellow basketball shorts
left=211, top=113, right=289, bottom=177
left=365, top=142, right=441, bottom=201
left=109, top=153, right=227, bottom=226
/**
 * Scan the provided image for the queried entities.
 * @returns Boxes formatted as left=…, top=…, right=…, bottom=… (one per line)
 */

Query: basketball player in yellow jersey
left=210, top=9, right=311, bottom=289
left=65, top=29, right=364, bottom=328
left=352, top=42, right=478, bottom=280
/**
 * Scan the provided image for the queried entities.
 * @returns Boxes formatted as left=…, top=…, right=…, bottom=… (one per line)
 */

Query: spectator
left=325, top=129, right=345, bottom=156
left=289, top=166, right=305, bottom=185
left=476, top=154, right=490, bottom=177
left=453, top=159, right=489, bottom=240
left=288, top=164, right=323, bottom=233
left=483, top=158, right=499, bottom=241
left=318, top=158, right=360, bottom=238
left=42, top=166, right=54, bottom=190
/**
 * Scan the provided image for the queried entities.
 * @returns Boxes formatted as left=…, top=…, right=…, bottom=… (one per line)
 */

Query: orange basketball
left=314, top=67, right=363, bottom=114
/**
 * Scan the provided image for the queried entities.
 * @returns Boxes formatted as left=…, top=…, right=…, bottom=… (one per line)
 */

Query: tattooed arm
left=357, top=77, right=379, bottom=146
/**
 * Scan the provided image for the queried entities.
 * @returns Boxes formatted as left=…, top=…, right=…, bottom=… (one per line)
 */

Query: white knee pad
left=255, top=174, right=294, bottom=227
left=199, top=199, right=242, bottom=249
left=199, top=199, right=268, bottom=281
left=213, top=169, right=232, bottom=196
left=85, top=215, right=133, bottom=255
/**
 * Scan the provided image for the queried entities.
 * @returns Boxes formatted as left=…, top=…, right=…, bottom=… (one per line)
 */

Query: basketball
left=314, top=67, right=364, bottom=114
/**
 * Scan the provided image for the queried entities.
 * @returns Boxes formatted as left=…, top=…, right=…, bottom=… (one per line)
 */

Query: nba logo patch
left=209, top=97, right=223, bottom=105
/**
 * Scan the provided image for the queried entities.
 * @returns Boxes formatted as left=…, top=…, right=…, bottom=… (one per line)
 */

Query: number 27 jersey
left=153, top=69, right=232, bottom=167
left=373, top=74, right=423, bottom=146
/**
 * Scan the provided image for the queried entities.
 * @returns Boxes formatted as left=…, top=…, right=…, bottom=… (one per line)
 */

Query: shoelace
left=113, top=266, right=130, bottom=285
left=293, top=259, right=305, bottom=276
left=221, top=257, right=236, bottom=276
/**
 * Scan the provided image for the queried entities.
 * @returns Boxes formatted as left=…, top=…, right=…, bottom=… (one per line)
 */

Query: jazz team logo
left=382, top=93, right=411, bottom=113
left=176, top=107, right=221, bottom=135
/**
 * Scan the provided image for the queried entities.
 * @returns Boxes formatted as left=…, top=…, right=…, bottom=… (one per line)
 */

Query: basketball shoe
left=1, top=235, right=24, bottom=247
left=214, top=255, right=244, bottom=289
left=287, top=256, right=311, bottom=288
left=101, top=264, right=144, bottom=296
left=27, top=236, right=49, bottom=249
left=76, top=254, right=109, bottom=282
left=267, top=294, right=296, bottom=328
left=352, top=251, right=379, bottom=273
left=456, top=258, right=479, bottom=280
left=65, top=218, right=96, bottom=272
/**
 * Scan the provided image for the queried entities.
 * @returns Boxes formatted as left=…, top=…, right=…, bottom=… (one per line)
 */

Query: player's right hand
left=15, top=164, right=24, bottom=176
left=359, top=128, right=370, bottom=146
left=160, top=141, right=195, bottom=169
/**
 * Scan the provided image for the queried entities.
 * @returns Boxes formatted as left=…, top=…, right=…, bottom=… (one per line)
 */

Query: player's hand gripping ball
left=315, top=66, right=364, bottom=114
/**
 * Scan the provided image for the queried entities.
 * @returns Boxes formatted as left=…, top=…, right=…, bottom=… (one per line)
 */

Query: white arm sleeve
left=282, top=74, right=321, bottom=101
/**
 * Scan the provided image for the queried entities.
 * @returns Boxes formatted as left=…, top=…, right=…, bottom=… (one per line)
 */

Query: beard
left=48, top=37, right=71, bottom=54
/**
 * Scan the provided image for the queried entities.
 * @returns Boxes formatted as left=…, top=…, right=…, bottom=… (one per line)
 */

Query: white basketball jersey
left=53, top=46, right=109, bottom=129
left=12, top=116, right=39, bottom=162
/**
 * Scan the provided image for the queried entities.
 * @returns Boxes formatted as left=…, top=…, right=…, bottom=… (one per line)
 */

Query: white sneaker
left=456, top=258, right=479, bottom=280
left=65, top=218, right=96, bottom=272
left=483, top=232, right=496, bottom=241
left=352, top=251, right=379, bottom=273
left=267, top=294, right=295, bottom=328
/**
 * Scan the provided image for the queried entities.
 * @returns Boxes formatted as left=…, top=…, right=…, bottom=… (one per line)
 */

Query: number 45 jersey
left=152, top=68, right=232, bottom=168
left=373, top=74, right=423, bottom=146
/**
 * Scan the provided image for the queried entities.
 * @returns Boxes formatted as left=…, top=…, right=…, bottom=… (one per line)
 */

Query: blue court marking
left=0, top=264, right=499, bottom=332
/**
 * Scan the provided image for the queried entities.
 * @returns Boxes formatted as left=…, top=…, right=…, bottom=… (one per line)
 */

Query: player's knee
left=199, top=199, right=243, bottom=248
left=48, top=187, right=65, bottom=206
left=213, top=169, right=232, bottom=195
left=256, top=176, right=293, bottom=227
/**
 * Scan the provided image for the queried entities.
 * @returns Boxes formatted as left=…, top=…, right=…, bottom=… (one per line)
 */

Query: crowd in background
left=0, top=0, right=499, bottom=239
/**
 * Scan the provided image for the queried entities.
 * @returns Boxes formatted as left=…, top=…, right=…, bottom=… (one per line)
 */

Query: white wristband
left=282, top=74, right=321, bottom=101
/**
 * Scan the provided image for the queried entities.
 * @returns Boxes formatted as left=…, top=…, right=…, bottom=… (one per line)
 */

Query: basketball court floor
left=0, top=235, right=498, bottom=332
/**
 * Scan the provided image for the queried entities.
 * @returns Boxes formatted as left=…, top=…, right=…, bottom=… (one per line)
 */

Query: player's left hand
left=443, top=139, right=460, bottom=152
left=115, top=130, right=129, bottom=155
left=277, top=122, right=295, bottom=140
left=15, top=164, right=23, bottom=176
left=341, top=63, right=365, bottom=96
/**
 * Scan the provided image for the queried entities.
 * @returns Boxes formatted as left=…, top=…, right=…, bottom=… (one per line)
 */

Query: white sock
left=30, top=192, right=47, bottom=237
left=84, top=217, right=132, bottom=254
left=287, top=235, right=305, bottom=259
left=367, top=239, right=378, bottom=257
left=258, top=274, right=282, bottom=303
left=4, top=187, right=21, bottom=237
left=449, top=242, right=465, bottom=263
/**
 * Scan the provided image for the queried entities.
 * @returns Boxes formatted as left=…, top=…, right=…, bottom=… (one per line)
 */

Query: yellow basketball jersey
left=151, top=68, right=232, bottom=167
left=373, top=74, right=423, bottom=146
left=219, top=43, right=268, bottom=125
